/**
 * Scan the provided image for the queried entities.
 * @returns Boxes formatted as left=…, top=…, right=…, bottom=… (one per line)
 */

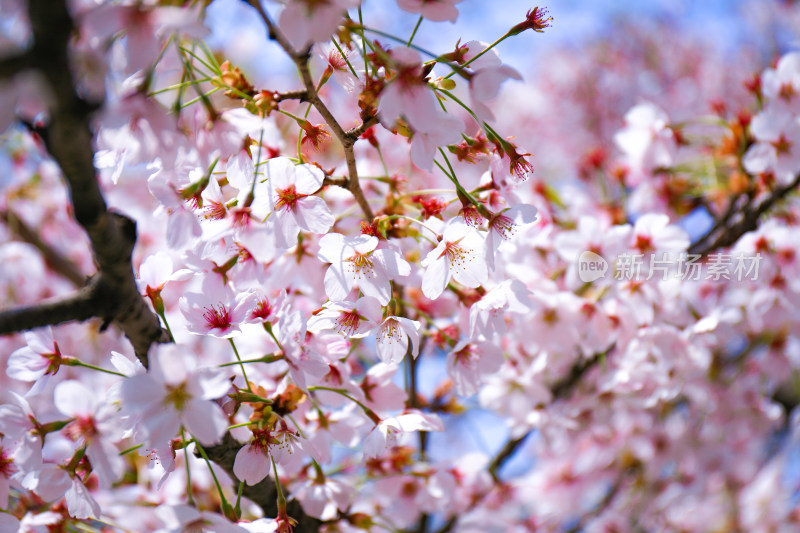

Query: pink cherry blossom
left=54, top=380, right=124, bottom=488
left=396, top=0, right=463, bottom=22
left=743, top=106, right=800, bottom=185
left=179, top=277, right=257, bottom=338
left=318, top=233, right=410, bottom=305
left=250, top=157, right=335, bottom=249
left=364, top=411, right=444, bottom=458
left=376, top=316, right=422, bottom=365
left=278, top=0, right=360, bottom=51
left=307, top=297, right=382, bottom=338
left=421, top=220, right=488, bottom=299
left=119, top=345, right=230, bottom=447
left=6, top=327, right=67, bottom=391
left=613, top=102, right=677, bottom=184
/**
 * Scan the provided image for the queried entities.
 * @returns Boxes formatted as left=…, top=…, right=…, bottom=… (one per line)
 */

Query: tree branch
left=689, top=173, right=800, bottom=256
left=0, top=208, right=87, bottom=287
left=0, top=51, right=33, bottom=79
left=202, top=433, right=322, bottom=532
left=0, top=276, right=108, bottom=334
left=245, top=0, right=375, bottom=221
left=15, top=0, right=169, bottom=367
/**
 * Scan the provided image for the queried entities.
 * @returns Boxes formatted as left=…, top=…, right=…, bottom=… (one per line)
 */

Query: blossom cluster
left=1, top=1, right=800, bottom=532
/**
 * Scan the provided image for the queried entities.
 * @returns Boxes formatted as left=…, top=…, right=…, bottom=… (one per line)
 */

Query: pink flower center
left=336, top=309, right=363, bottom=336
left=164, top=383, right=191, bottom=412
left=203, top=304, right=233, bottom=331
left=64, top=415, right=99, bottom=442
left=380, top=319, right=402, bottom=342
left=490, top=214, right=516, bottom=240
left=345, top=251, right=375, bottom=279
left=443, top=239, right=470, bottom=268
left=204, top=200, right=227, bottom=220
left=275, top=184, right=308, bottom=212
left=453, top=345, right=477, bottom=366
left=771, top=133, right=793, bottom=155
left=251, top=297, right=274, bottom=322
left=0, top=447, right=16, bottom=479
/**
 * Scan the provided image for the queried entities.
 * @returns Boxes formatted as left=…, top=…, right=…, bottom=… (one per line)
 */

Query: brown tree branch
left=202, top=433, right=322, bottom=532
left=0, top=51, right=33, bottom=79
left=0, top=276, right=108, bottom=334
left=17, top=0, right=169, bottom=367
left=0, top=208, right=88, bottom=287
left=689, top=172, right=800, bottom=256
left=436, top=348, right=612, bottom=533
left=245, top=0, right=375, bottom=221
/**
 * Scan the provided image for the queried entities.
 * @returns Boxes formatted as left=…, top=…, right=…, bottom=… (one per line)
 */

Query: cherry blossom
left=375, top=315, right=422, bottom=365
left=119, top=345, right=230, bottom=448
left=396, top=0, right=463, bottom=22
left=249, top=156, right=335, bottom=249
left=178, top=277, right=257, bottom=338
left=363, top=411, right=444, bottom=458
left=6, top=327, right=66, bottom=392
left=421, top=220, right=488, bottom=299
left=318, top=233, right=410, bottom=305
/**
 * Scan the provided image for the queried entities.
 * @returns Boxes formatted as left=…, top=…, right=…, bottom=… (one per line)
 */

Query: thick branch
left=20, top=0, right=168, bottom=366
left=246, top=0, right=375, bottom=221
left=0, top=276, right=109, bottom=334
left=202, top=433, right=322, bottom=533
left=0, top=51, right=33, bottom=79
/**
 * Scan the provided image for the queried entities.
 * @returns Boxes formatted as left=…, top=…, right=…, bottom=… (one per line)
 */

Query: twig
left=0, top=51, right=33, bottom=79
left=245, top=0, right=375, bottom=220
left=274, top=89, right=310, bottom=102
left=0, top=208, right=87, bottom=287
left=436, top=348, right=611, bottom=533
left=689, top=173, right=800, bottom=256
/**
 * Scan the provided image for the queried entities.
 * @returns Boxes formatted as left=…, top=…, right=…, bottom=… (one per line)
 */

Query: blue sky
left=206, top=0, right=791, bottom=86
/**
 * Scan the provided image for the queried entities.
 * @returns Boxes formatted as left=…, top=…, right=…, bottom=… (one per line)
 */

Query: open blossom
left=446, top=340, right=504, bottom=396
left=278, top=0, right=360, bottom=51
left=307, top=297, right=382, bottom=337
left=54, top=380, right=124, bottom=488
left=485, top=203, right=539, bottom=270
left=613, top=102, right=677, bottom=184
left=233, top=421, right=313, bottom=485
left=761, top=51, right=800, bottom=111
left=249, top=156, right=335, bottom=249
left=421, top=220, right=488, bottom=300
left=318, top=233, right=410, bottom=305
left=378, top=47, right=445, bottom=134
left=7, top=327, right=67, bottom=391
left=469, top=279, right=533, bottom=339
left=396, top=0, right=463, bottom=22
left=119, top=345, right=230, bottom=448
left=376, top=316, right=422, bottom=365
left=364, top=411, right=444, bottom=458
left=743, top=106, right=800, bottom=185
left=293, top=476, right=353, bottom=521
left=460, top=40, right=523, bottom=121
left=179, top=277, right=257, bottom=338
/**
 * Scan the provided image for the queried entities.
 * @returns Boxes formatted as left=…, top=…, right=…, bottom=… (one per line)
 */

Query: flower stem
left=228, top=338, right=252, bottom=392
